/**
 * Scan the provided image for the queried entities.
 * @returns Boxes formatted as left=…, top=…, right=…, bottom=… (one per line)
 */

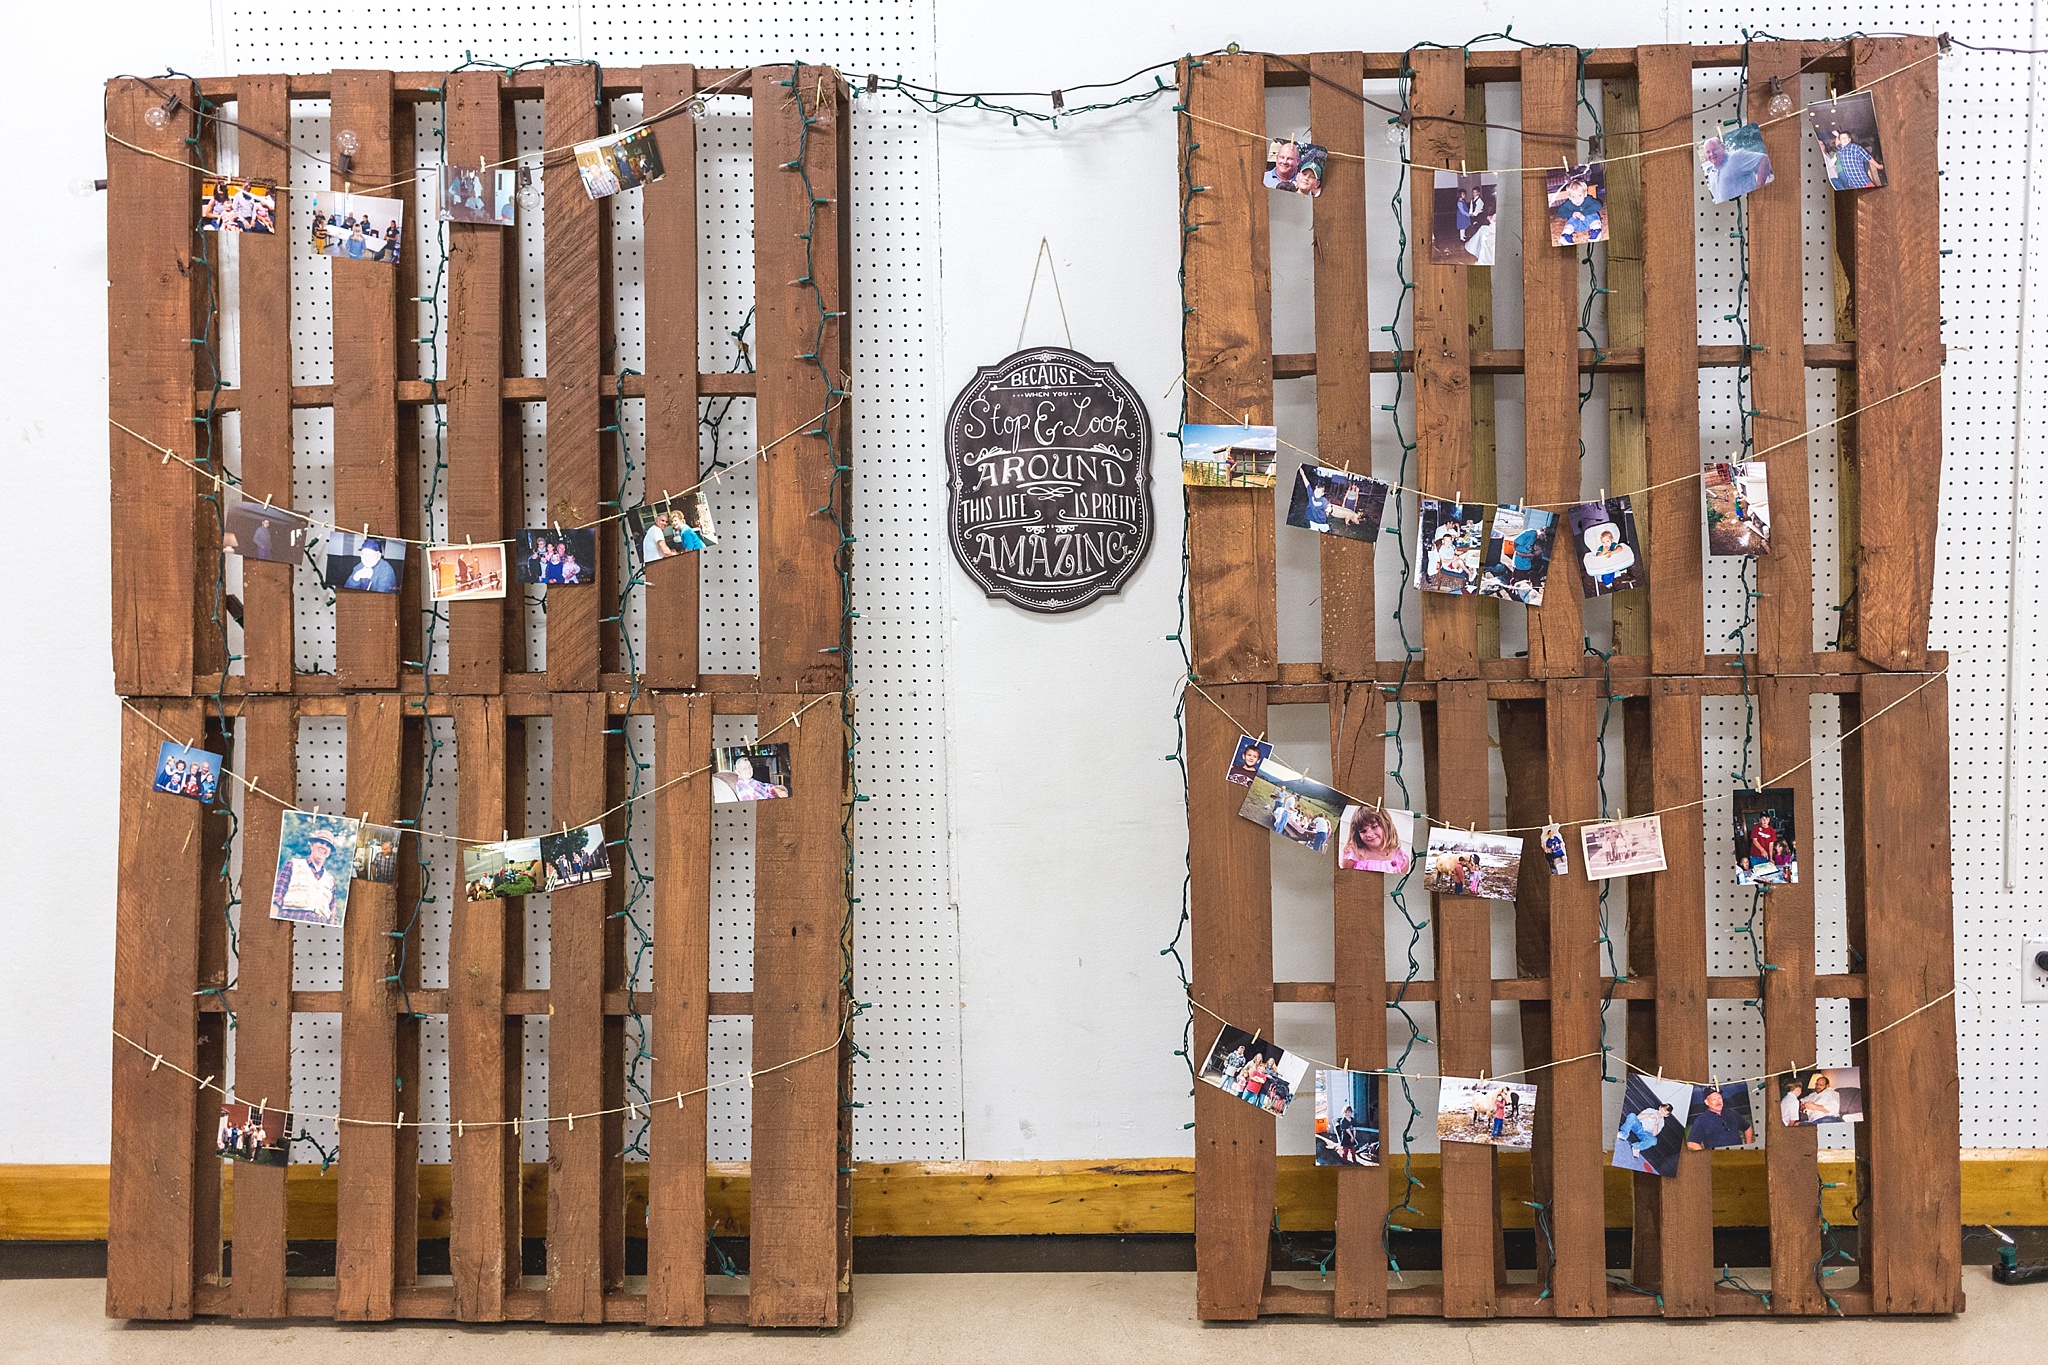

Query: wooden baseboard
left=5, top=1151, right=2043, bottom=1241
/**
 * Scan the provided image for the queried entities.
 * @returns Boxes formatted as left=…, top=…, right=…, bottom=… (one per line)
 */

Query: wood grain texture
left=1467, top=84, right=1502, bottom=662
left=445, top=72, right=507, bottom=694
left=1602, top=77, right=1649, bottom=659
left=1329, top=683, right=1387, bottom=1316
left=233, top=76, right=295, bottom=693
left=1180, top=54, right=1277, bottom=683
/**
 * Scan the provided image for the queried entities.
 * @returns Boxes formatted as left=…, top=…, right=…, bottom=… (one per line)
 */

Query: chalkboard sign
left=944, top=346, right=1153, bottom=614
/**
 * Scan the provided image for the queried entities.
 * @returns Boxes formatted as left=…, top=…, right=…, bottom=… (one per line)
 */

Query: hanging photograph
left=574, top=125, right=666, bottom=199
left=200, top=179, right=277, bottom=234
left=152, top=740, right=224, bottom=803
left=214, top=1102, right=291, bottom=1167
left=352, top=823, right=402, bottom=885
left=713, top=743, right=792, bottom=803
left=1430, top=170, right=1500, bottom=266
left=1477, top=503, right=1558, bottom=606
left=1545, top=162, right=1607, bottom=245
left=1315, top=1069, right=1382, bottom=1167
left=1700, top=122, right=1775, bottom=203
left=307, top=189, right=404, bottom=264
left=1809, top=92, right=1887, bottom=190
left=1580, top=814, right=1669, bottom=880
left=1336, top=804, right=1414, bottom=875
left=1733, top=787, right=1799, bottom=885
left=1421, top=826, right=1524, bottom=901
left=426, top=543, right=508, bottom=602
left=1199, top=1024, right=1309, bottom=1117
left=1263, top=138, right=1327, bottom=197
left=540, top=823, right=611, bottom=891
left=515, top=527, right=597, bottom=586
left=1414, top=498, right=1484, bottom=596
left=1567, top=496, right=1645, bottom=597
left=321, top=531, right=407, bottom=595
left=1705, top=460, right=1772, bottom=556
left=626, top=494, right=718, bottom=565
left=1237, top=755, right=1349, bottom=854
left=1684, top=1083, right=1757, bottom=1150
left=1612, top=1074, right=1693, bottom=1178
left=1541, top=822, right=1570, bottom=876
left=1285, top=464, right=1388, bottom=542
left=222, top=495, right=311, bottom=565
left=1180, top=423, right=1277, bottom=489
left=463, top=836, right=545, bottom=902
left=1777, top=1067, right=1864, bottom=1126
left=1226, top=735, right=1273, bottom=786
left=437, top=164, right=516, bottom=225
left=268, top=810, right=360, bottom=929
left=1437, top=1076, right=1537, bottom=1150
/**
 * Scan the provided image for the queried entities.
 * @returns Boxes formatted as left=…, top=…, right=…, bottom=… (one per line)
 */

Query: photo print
left=1413, top=498, right=1484, bottom=596
left=1430, top=170, right=1500, bottom=266
left=1568, top=497, right=1645, bottom=597
left=713, top=743, right=791, bottom=804
left=307, top=189, right=404, bottom=265
left=1237, top=756, right=1349, bottom=854
left=1199, top=1024, right=1309, bottom=1117
left=1437, top=1076, right=1537, bottom=1150
left=1541, top=822, right=1571, bottom=876
left=153, top=741, right=224, bottom=804
left=1180, top=424, right=1278, bottom=489
left=1704, top=461, right=1772, bottom=556
left=1226, top=735, right=1272, bottom=786
left=352, top=823, right=402, bottom=885
left=1263, top=138, right=1327, bottom=197
left=1477, top=503, right=1558, bottom=606
left=540, top=823, right=611, bottom=891
left=1612, top=1074, right=1693, bottom=1178
left=222, top=495, right=311, bottom=565
left=1315, top=1069, right=1382, bottom=1167
left=626, top=493, right=718, bottom=566
left=1421, top=826, right=1524, bottom=901
left=1777, top=1067, right=1864, bottom=1127
left=437, top=164, right=516, bottom=225
left=1700, top=122, right=1775, bottom=203
left=1285, top=465, right=1388, bottom=543
left=575, top=125, right=666, bottom=199
left=215, top=1102, right=291, bottom=1167
left=1810, top=92, right=1887, bottom=191
left=1337, top=804, right=1414, bottom=875
left=268, top=810, right=360, bottom=929
left=463, top=836, right=545, bottom=902
left=322, top=531, right=407, bottom=594
left=1685, top=1083, right=1757, bottom=1151
left=1580, top=814, right=1669, bottom=880
left=1545, top=162, right=1607, bottom=245
left=516, top=527, right=597, bottom=586
left=200, top=179, right=277, bottom=234
left=426, top=543, right=508, bottom=603
left=1733, top=787, right=1799, bottom=886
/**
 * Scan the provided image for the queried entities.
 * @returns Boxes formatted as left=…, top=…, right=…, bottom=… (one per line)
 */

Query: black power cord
left=1988, top=1228, right=2048, bottom=1286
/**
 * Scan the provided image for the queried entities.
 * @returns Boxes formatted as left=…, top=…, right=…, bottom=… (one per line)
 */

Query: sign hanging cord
left=1016, top=235, right=1075, bottom=351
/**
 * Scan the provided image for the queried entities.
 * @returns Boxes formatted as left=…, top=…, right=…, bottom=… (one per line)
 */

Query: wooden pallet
left=1177, top=39, right=1959, bottom=1320
left=103, top=63, right=855, bottom=1328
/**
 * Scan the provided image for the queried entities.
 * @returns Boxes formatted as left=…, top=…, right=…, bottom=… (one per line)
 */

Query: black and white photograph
left=321, top=531, right=407, bottom=595
left=1199, top=1024, right=1309, bottom=1117
left=713, top=743, right=791, bottom=803
left=516, top=527, right=597, bottom=586
left=1422, top=826, right=1524, bottom=900
left=352, top=823, right=401, bottom=885
left=222, top=495, right=311, bottom=565
left=1437, top=1076, right=1537, bottom=1150
left=199, top=179, right=277, bottom=234
left=268, top=810, right=359, bottom=929
left=463, top=837, right=545, bottom=902
left=1700, top=122, right=1775, bottom=203
left=574, top=125, right=665, bottom=198
left=1226, top=735, right=1272, bottom=786
left=1414, top=498, right=1484, bottom=596
left=1810, top=91, right=1887, bottom=190
left=1314, top=1069, right=1381, bottom=1167
left=437, top=164, right=516, bottom=225
left=1431, top=170, right=1499, bottom=265
left=1685, top=1083, right=1757, bottom=1150
left=1733, top=787, right=1799, bottom=886
left=1705, top=460, right=1772, bottom=556
left=1580, top=815, right=1668, bottom=880
left=1612, top=1074, right=1693, bottom=1178
left=1237, top=755, right=1349, bottom=854
left=1285, top=464, right=1388, bottom=543
left=1180, top=424, right=1277, bottom=489
left=214, top=1102, right=291, bottom=1167
left=541, top=823, right=611, bottom=891
left=1567, top=496, right=1645, bottom=597
left=1263, top=138, right=1326, bottom=197
left=307, top=189, right=404, bottom=264
left=627, top=494, right=718, bottom=566
left=1477, top=503, right=1557, bottom=606
left=153, top=741, right=223, bottom=804
left=1777, top=1067, right=1864, bottom=1127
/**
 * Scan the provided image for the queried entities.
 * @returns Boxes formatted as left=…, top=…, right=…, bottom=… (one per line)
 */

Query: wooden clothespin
left=1342, top=1057, right=1351, bottom=1071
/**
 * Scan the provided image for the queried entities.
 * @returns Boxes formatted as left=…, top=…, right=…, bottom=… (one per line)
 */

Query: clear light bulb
left=70, top=176, right=105, bottom=197
left=515, top=165, right=540, bottom=210
left=1766, top=79, right=1794, bottom=119
left=143, top=100, right=174, bottom=131
left=1384, top=117, right=1406, bottom=147
left=334, top=128, right=360, bottom=157
left=685, top=97, right=708, bottom=121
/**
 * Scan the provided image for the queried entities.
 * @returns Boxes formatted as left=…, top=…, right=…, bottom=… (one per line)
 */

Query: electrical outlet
left=2026, top=940, right=2048, bottom=1004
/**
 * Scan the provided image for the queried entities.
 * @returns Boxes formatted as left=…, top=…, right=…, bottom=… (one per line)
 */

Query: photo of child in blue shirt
left=1546, top=164, right=1607, bottom=245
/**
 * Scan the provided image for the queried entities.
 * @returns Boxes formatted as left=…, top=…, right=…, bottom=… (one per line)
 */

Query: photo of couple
left=627, top=494, right=718, bottom=565
left=1200, top=1024, right=1309, bottom=1117
left=1430, top=170, right=1498, bottom=266
left=1263, top=138, right=1327, bottom=197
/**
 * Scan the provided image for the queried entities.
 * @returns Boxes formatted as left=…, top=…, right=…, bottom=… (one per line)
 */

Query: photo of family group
left=438, top=164, right=517, bottom=225
left=268, top=810, right=360, bottom=929
left=200, top=179, right=277, bottom=234
left=153, top=741, right=223, bottom=804
left=516, top=528, right=597, bottom=585
left=1705, top=460, right=1772, bottom=556
left=215, top=1103, right=291, bottom=1167
left=463, top=836, right=545, bottom=902
left=1568, top=496, right=1645, bottom=597
left=1314, top=1069, right=1382, bottom=1167
left=1542, top=822, right=1570, bottom=875
left=1777, top=1067, right=1864, bottom=1126
left=222, top=495, right=311, bottom=564
left=1422, top=826, right=1524, bottom=900
left=1414, top=498, right=1485, bottom=596
left=575, top=125, right=665, bottom=199
left=627, top=494, right=718, bottom=565
left=321, top=532, right=407, bottom=594
left=1477, top=503, right=1557, bottom=606
left=1545, top=163, right=1607, bottom=245
left=1337, top=803, right=1414, bottom=875
left=1809, top=91, right=1887, bottom=190
left=1263, top=138, right=1327, bottom=197
left=1181, top=424, right=1278, bottom=489
left=1285, top=464, right=1388, bottom=543
left=713, top=743, right=792, bottom=803
left=1700, top=122, right=1775, bottom=203
left=427, top=543, right=507, bottom=603
left=1685, top=1082, right=1757, bottom=1150
left=1612, top=1074, right=1693, bottom=1177
left=1580, top=814, right=1668, bottom=880
left=307, top=190, right=404, bottom=265
left=1733, top=787, right=1800, bottom=886
left=353, top=823, right=401, bottom=885
left=1430, top=171, right=1499, bottom=265
left=1237, top=756, right=1349, bottom=854
left=1199, top=1024, right=1309, bottom=1117
left=540, top=823, right=611, bottom=890
left=1437, top=1076, right=1537, bottom=1150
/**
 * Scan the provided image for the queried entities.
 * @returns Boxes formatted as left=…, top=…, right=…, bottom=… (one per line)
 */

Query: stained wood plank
left=1467, top=85, right=1501, bottom=662
left=1180, top=54, right=1277, bottom=683
left=445, top=72, right=507, bottom=694
left=191, top=712, right=231, bottom=1292
left=1602, top=77, right=1649, bottom=659
left=1495, top=699, right=1553, bottom=1288
left=1328, top=683, right=1387, bottom=1316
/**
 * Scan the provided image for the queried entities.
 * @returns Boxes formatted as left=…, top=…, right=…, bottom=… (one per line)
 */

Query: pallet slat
left=1329, top=683, right=1387, bottom=1317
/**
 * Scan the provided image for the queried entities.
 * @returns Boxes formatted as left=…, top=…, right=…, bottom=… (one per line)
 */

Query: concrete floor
left=5, top=1271, right=2042, bottom=1363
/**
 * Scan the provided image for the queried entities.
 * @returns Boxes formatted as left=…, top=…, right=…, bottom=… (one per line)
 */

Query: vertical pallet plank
left=600, top=724, right=629, bottom=1291
left=191, top=711, right=231, bottom=1292
left=107, top=699, right=206, bottom=1318
left=392, top=108, right=425, bottom=688
left=330, top=71, right=400, bottom=692
left=1855, top=674, right=1961, bottom=1311
left=546, top=691, right=609, bottom=1321
left=1637, top=46, right=1705, bottom=675
left=751, top=693, right=851, bottom=1326
left=647, top=693, right=712, bottom=1325
left=542, top=65, right=603, bottom=692
left=1179, top=54, right=1277, bottom=684
left=1496, top=701, right=1554, bottom=1289
left=234, top=76, right=295, bottom=693
left=450, top=696, right=518, bottom=1320
left=1329, top=683, right=1387, bottom=1317
left=1310, top=52, right=1374, bottom=680
left=1849, top=37, right=1942, bottom=671
left=229, top=699, right=295, bottom=1318
left=1747, top=44, right=1814, bottom=675
left=1409, top=51, right=1476, bottom=679
left=640, top=65, right=702, bottom=690
left=1467, top=86, right=1501, bottom=662
left=1602, top=76, right=1650, bottom=660
left=1520, top=48, right=1587, bottom=678
left=755, top=66, right=852, bottom=696
left=1187, top=682, right=1272, bottom=1320
left=105, top=80, right=199, bottom=696
left=335, top=693, right=404, bottom=1319
left=499, top=91, right=530, bottom=677
left=446, top=71, right=507, bottom=694
left=394, top=722, right=424, bottom=1290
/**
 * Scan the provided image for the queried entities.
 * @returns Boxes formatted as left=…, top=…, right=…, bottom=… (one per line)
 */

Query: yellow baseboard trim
left=5, top=1151, right=2042, bottom=1241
